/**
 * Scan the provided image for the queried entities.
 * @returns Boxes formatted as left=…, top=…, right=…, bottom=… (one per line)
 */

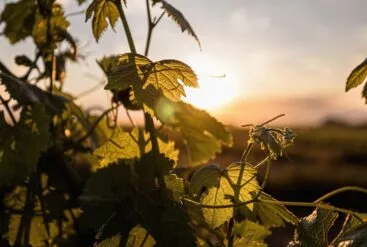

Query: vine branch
left=0, top=95, right=16, bottom=125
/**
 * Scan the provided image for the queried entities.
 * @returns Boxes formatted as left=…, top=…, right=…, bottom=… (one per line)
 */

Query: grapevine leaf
left=101, top=54, right=198, bottom=103
left=78, top=161, right=133, bottom=230
left=0, top=0, right=36, bottom=44
left=331, top=214, right=365, bottom=246
left=156, top=99, right=233, bottom=165
left=96, top=234, right=123, bottom=247
left=363, top=82, right=367, bottom=103
left=135, top=152, right=176, bottom=189
left=233, top=220, right=271, bottom=247
left=95, top=226, right=156, bottom=247
left=99, top=54, right=150, bottom=91
left=32, top=4, right=70, bottom=47
left=126, top=225, right=156, bottom=247
left=342, top=214, right=367, bottom=234
left=138, top=200, right=196, bottom=246
left=154, top=0, right=201, bottom=48
left=80, top=162, right=133, bottom=205
left=7, top=215, right=56, bottom=246
left=4, top=186, right=79, bottom=246
left=93, top=128, right=144, bottom=167
left=293, top=208, right=338, bottom=247
left=189, top=164, right=233, bottom=228
left=93, top=128, right=179, bottom=167
left=225, top=163, right=260, bottom=210
left=0, top=73, right=68, bottom=114
left=142, top=59, right=199, bottom=101
left=335, top=223, right=367, bottom=247
left=346, top=58, right=367, bottom=92
left=0, top=105, right=52, bottom=186
left=189, top=163, right=259, bottom=228
left=164, top=174, right=185, bottom=202
left=85, top=0, right=119, bottom=42
left=232, top=238, right=267, bottom=247
left=254, top=192, right=298, bottom=228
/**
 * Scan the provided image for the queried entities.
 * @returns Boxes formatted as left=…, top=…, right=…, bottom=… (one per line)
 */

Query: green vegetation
left=0, top=0, right=366, bottom=246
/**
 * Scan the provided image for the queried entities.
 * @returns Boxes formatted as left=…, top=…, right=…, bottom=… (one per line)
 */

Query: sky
left=1, top=0, right=367, bottom=126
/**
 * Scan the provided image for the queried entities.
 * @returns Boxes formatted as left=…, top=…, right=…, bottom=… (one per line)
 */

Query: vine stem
left=144, top=0, right=153, bottom=56
left=181, top=185, right=366, bottom=221
left=0, top=95, right=16, bottom=125
left=114, top=0, right=167, bottom=194
left=314, top=186, right=367, bottom=203
left=181, top=197, right=362, bottom=220
left=115, top=0, right=136, bottom=53
left=259, top=199, right=363, bottom=220
left=144, top=0, right=165, bottom=56
left=227, top=142, right=254, bottom=246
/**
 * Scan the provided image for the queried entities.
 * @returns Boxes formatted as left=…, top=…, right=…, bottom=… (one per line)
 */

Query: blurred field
left=176, top=123, right=367, bottom=188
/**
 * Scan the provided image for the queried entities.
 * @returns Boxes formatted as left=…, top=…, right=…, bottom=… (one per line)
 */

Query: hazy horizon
left=1, top=0, right=367, bottom=126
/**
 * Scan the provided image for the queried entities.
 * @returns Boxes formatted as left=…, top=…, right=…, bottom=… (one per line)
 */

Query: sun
left=184, top=53, right=241, bottom=111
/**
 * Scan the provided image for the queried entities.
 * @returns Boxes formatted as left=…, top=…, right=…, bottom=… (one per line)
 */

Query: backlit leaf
left=156, top=100, right=233, bottom=166
left=154, top=0, right=201, bottom=48
left=293, top=208, right=338, bottom=247
left=32, top=4, right=70, bottom=47
left=96, top=234, right=123, bottom=247
left=93, top=128, right=144, bottom=167
left=86, top=0, right=119, bottom=42
left=0, top=105, right=52, bottom=186
left=225, top=163, right=260, bottom=210
left=255, top=192, right=298, bottom=228
left=335, top=223, right=367, bottom=247
left=101, top=54, right=198, bottom=104
left=189, top=163, right=259, bottom=228
left=363, top=82, right=367, bottom=103
left=232, top=220, right=271, bottom=247
left=346, top=58, right=367, bottom=92
left=96, top=227, right=155, bottom=247
left=5, top=186, right=79, bottom=246
left=93, top=127, right=179, bottom=167
left=164, top=174, right=185, bottom=202
left=126, top=225, right=156, bottom=247
left=189, top=164, right=233, bottom=228
left=0, top=0, right=36, bottom=44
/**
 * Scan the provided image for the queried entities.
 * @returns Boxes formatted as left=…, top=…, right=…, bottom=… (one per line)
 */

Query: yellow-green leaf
left=233, top=220, right=271, bottom=247
left=154, top=0, right=201, bottom=48
left=86, top=0, right=119, bottom=42
left=346, top=58, right=367, bottom=92
left=101, top=54, right=198, bottom=103
left=93, top=127, right=179, bottom=167
left=0, top=0, right=36, bottom=44
left=156, top=99, right=233, bottom=166
left=164, top=174, right=185, bottom=202
left=126, top=225, right=156, bottom=247
left=5, top=186, right=79, bottom=246
left=255, top=192, right=298, bottom=228
left=32, top=4, right=70, bottom=46
left=189, top=163, right=259, bottom=228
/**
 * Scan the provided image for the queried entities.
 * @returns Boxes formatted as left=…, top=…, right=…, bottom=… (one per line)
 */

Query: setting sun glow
left=184, top=54, right=241, bottom=111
